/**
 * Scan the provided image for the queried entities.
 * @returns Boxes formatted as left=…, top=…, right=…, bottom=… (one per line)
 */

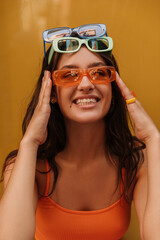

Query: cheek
left=100, top=84, right=112, bottom=113
left=100, top=84, right=112, bottom=102
left=56, top=86, right=73, bottom=113
left=56, top=87, right=66, bottom=109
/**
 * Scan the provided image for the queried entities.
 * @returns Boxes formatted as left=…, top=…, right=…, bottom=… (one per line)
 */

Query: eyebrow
left=87, top=62, right=106, bottom=68
left=60, top=62, right=106, bottom=70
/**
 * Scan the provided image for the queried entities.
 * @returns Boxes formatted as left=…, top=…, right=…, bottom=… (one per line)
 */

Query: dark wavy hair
left=1, top=42, right=145, bottom=203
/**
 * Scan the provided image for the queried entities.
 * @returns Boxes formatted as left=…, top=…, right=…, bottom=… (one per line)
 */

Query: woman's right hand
left=22, top=70, right=52, bottom=147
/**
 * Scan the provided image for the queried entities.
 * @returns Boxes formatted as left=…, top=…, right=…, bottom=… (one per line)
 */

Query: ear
left=50, top=87, right=58, bottom=104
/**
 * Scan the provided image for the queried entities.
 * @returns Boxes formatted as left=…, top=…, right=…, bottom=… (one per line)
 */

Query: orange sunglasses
left=52, top=66, right=116, bottom=87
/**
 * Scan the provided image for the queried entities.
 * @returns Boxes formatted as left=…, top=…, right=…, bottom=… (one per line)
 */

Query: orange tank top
left=35, top=161, right=131, bottom=240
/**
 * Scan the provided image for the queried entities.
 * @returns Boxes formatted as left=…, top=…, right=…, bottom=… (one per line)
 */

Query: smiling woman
left=55, top=47, right=113, bottom=123
left=0, top=24, right=159, bottom=240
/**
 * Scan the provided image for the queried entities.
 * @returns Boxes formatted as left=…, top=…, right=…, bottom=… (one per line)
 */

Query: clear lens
left=78, top=25, right=103, bottom=37
left=58, top=39, right=79, bottom=51
left=88, top=38, right=109, bottom=51
left=47, top=28, right=70, bottom=41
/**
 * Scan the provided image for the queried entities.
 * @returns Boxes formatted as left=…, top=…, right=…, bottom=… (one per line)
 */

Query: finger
left=38, top=71, right=51, bottom=106
left=38, top=71, right=48, bottom=104
left=115, top=73, right=148, bottom=119
left=115, top=72, right=134, bottom=100
left=42, top=77, right=52, bottom=105
left=44, top=70, right=51, bottom=79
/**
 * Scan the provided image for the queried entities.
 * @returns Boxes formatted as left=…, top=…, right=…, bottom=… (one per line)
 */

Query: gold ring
left=126, top=97, right=136, bottom=104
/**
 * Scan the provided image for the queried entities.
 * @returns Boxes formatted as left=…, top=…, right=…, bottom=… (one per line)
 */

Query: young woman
left=0, top=24, right=159, bottom=240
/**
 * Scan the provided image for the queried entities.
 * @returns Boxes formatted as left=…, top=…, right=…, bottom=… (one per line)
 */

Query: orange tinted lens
left=88, top=66, right=115, bottom=84
left=53, top=69, right=81, bottom=86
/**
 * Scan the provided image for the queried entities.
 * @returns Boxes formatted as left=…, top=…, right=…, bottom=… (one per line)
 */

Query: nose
left=77, top=75, right=95, bottom=92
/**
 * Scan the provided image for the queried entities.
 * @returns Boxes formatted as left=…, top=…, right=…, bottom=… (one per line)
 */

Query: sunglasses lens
left=78, top=25, right=105, bottom=38
left=46, top=28, right=70, bottom=41
left=54, top=69, right=80, bottom=86
left=88, top=38, right=110, bottom=51
left=58, top=39, right=79, bottom=51
left=89, top=67, right=114, bottom=82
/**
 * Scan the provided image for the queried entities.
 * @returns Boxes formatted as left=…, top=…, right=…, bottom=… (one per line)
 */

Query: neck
left=58, top=119, right=107, bottom=168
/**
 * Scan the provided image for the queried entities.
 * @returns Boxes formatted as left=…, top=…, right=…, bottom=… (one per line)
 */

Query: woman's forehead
left=56, top=46, right=106, bottom=70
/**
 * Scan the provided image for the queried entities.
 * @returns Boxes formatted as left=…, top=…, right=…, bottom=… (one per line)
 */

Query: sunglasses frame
left=52, top=66, right=116, bottom=87
left=43, top=23, right=107, bottom=57
left=48, top=36, right=113, bottom=64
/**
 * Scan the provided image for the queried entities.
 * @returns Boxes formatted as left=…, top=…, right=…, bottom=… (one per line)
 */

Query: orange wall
left=0, top=0, right=160, bottom=239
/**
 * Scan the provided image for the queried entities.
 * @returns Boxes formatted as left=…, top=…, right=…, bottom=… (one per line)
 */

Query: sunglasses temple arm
left=43, top=40, right=47, bottom=58
left=48, top=47, right=54, bottom=65
left=105, top=27, right=108, bottom=37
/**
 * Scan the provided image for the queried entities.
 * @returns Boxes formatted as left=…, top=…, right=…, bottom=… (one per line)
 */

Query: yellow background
left=0, top=0, right=160, bottom=239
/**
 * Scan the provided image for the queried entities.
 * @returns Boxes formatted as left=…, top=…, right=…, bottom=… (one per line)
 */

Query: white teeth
left=75, top=98, right=97, bottom=105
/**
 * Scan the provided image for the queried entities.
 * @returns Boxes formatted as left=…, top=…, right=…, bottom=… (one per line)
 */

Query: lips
left=73, top=95, right=100, bottom=105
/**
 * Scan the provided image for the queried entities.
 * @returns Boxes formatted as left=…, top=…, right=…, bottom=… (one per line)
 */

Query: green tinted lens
left=58, top=39, right=79, bottom=51
left=88, top=39, right=109, bottom=50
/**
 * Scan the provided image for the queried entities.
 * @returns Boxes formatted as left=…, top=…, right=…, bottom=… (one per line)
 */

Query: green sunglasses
left=48, top=36, right=113, bottom=64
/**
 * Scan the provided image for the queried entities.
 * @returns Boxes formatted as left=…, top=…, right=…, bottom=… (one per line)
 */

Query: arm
left=115, top=73, right=160, bottom=240
left=0, top=71, right=52, bottom=240
left=143, top=134, right=160, bottom=240
left=134, top=133, right=160, bottom=240
left=0, top=141, right=38, bottom=240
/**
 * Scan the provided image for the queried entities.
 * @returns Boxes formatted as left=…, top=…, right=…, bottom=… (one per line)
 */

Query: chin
left=64, top=112, right=107, bottom=124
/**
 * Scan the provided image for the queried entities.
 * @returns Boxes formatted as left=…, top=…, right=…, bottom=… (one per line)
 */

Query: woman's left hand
left=115, top=72, right=159, bottom=144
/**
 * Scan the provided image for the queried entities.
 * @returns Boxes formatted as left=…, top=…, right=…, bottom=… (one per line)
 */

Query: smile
left=73, top=97, right=100, bottom=105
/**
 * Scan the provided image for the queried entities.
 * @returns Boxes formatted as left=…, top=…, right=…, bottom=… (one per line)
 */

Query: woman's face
left=55, top=47, right=112, bottom=124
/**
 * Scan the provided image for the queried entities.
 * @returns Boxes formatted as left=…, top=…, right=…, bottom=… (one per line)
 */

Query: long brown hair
left=1, top=45, right=145, bottom=203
